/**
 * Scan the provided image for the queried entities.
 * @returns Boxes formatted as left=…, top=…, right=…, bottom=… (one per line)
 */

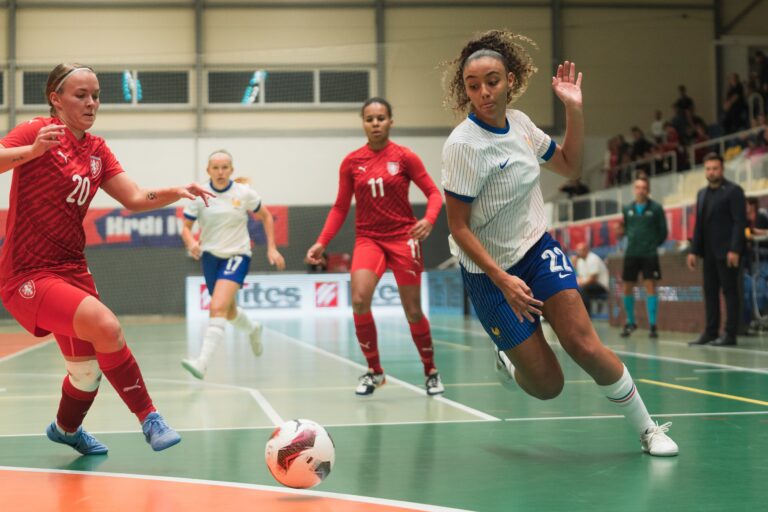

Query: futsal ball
left=265, top=419, right=335, bottom=489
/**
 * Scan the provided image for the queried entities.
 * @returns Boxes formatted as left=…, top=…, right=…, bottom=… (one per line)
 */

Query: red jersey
left=317, top=141, right=442, bottom=245
left=0, top=117, right=124, bottom=282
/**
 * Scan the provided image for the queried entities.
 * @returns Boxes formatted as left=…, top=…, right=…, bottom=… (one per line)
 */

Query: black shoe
left=688, top=334, right=717, bottom=346
left=710, top=335, right=737, bottom=346
left=620, top=323, right=637, bottom=338
left=649, top=325, right=658, bottom=339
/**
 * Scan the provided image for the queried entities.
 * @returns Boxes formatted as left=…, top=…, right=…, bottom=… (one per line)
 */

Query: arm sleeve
left=183, top=199, right=201, bottom=221
left=97, top=141, right=125, bottom=183
left=656, top=204, right=668, bottom=247
left=441, top=142, right=487, bottom=203
left=517, top=111, right=556, bottom=162
left=316, top=158, right=354, bottom=247
left=0, top=118, right=44, bottom=148
left=404, top=149, right=442, bottom=225
left=730, top=186, right=747, bottom=253
left=244, top=187, right=263, bottom=212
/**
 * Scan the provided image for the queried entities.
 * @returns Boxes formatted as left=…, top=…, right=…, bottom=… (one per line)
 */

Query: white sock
left=198, top=317, right=226, bottom=366
left=599, top=365, right=655, bottom=435
left=230, top=307, right=257, bottom=333
left=499, top=349, right=515, bottom=376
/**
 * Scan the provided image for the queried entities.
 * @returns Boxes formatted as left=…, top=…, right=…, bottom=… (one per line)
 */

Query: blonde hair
left=443, top=30, right=538, bottom=114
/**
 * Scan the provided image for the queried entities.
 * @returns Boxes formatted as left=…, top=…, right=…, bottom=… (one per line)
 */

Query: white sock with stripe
left=198, top=317, right=226, bottom=367
left=599, top=365, right=655, bottom=435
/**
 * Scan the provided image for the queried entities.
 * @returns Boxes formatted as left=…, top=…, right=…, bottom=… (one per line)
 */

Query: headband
left=54, top=67, right=93, bottom=92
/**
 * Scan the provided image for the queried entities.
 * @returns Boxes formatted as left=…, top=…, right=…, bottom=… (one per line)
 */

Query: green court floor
left=1, top=315, right=767, bottom=511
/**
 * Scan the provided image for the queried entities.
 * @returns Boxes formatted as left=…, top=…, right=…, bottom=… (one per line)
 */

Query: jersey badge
left=491, top=327, right=501, bottom=337
left=525, top=135, right=533, bottom=149
left=89, top=156, right=102, bottom=179
left=387, top=162, right=400, bottom=175
left=232, top=198, right=242, bottom=208
left=18, top=280, right=36, bottom=299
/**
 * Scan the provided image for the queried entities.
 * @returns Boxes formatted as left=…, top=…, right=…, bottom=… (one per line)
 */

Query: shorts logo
left=315, top=282, right=339, bottom=308
left=89, top=156, right=102, bottom=178
left=558, top=272, right=572, bottom=279
left=491, top=327, right=501, bottom=337
left=387, top=162, right=400, bottom=175
left=19, top=280, right=36, bottom=299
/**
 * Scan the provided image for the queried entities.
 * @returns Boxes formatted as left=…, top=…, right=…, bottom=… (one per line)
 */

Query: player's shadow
left=482, top=444, right=639, bottom=464
left=55, top=454, right=109, bottom=472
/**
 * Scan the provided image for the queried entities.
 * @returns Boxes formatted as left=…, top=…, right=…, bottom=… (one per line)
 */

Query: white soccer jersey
left=183, top=180, right=262, bottom=258
left=442, top=109, right=556, bottom=273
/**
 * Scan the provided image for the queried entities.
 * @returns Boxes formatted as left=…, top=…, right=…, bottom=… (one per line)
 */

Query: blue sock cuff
left=623, top=295, right=636, bottom=324
left=647, top=295, right=658, bottom=325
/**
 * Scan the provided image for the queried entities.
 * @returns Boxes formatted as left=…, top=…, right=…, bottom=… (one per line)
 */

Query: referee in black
left=618, top=177, right=668, bottom=338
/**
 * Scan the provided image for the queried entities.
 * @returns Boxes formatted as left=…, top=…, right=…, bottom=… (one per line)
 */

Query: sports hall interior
left=0, top=1, right=766, bottom=511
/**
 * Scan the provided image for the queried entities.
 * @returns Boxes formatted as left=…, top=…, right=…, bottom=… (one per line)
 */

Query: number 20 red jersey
left=316, top=141, right=442, bottom=246
left=0, top=117, right=124, bottom=282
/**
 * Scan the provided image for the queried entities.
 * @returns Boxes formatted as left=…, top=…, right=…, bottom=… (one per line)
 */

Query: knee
left=209, top=303, right=229, bottom=318
left=565, top=337, right=602, bottom=365
left=91, top=315, right=124, bottom=346
left=65, top=359, right=102, bottom=392
left=351, top=293, right=372, bottom=313
left=404, top=308, right=423, bottom=324
left=531, top=377, right=564, bottom=400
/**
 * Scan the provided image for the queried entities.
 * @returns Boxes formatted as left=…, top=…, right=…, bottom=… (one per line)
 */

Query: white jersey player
left=180, top=150, right=285, bottom=379
left=441, top=30, right=677, bottom=456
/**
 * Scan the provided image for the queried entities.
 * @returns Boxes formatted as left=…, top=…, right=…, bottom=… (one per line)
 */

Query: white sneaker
left=425, top=372, right=445, bottom=396
left=181, top=358, right=206, bottom=380
left=640, top=422, right=679, bottom=456
left=249, top=322, right=263, bottom=357
left=493, top=345, right=517, bottom=391
left=355, top=371, right=386, bottom=396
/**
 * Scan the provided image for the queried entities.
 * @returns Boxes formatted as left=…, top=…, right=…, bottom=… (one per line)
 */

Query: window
left=320, top=71, right=369, bottom=103
left=23, top=71, right=48, bottom=105
left=264, top=71, right=314, bottom=104
left=0, top=71, right=4, bottom=106
left=136, top=71, right=189, bottom=104
left=206, top=68, right=371, bottom=106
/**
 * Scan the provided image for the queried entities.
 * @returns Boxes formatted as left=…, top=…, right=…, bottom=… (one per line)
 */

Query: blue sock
left=647, top=295, right=658, bottom=326
left=623, top=295, right=635, bottom=324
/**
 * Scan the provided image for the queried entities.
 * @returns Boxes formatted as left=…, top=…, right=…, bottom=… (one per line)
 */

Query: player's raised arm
left=101, top=173, right=215, bottom=212
left=543, top=61, right=584, bottom=180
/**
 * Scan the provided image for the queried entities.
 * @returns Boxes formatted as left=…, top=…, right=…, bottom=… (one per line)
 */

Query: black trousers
left=579, top=282, right=608, bottom=314
left=702, top=254, right=740, bottom=337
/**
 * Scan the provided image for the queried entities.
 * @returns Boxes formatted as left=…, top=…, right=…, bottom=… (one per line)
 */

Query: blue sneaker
left=142, top=412, right=181, bottom=451
left=46, top=421, right=108, bottom=455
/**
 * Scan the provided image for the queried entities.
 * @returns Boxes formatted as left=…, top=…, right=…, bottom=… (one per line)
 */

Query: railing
left=688, top=125, right=765, bottom=168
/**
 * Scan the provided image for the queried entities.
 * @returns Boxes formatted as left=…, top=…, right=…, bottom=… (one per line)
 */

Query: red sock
left=409, top=316, right=436, bottom=375
left=56, top=376, right=98, bottom=433
left=354, top=312, right=383, bottom=374
left=96, top=345, right=155, bottom=423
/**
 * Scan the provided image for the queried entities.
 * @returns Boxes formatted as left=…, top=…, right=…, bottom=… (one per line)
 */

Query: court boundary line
left=0, top=337, right=54, bottom=364
left=503, top=410, right=768, bottom=422
left=0, top=466, right=474, bottom=512
left=248, top=389, right=284, bottom=425
left=637, top=378, right=768, bottom=407
left=266, top=328, right=500, bottom=422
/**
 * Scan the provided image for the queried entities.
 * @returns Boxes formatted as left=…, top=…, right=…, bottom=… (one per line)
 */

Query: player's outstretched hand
left=498, top=274, right=543, bottom=323
left=179, top=183, right=216, bottom=206
left=31, top=124, right=66, bottom=158
left=551, top=61, right=582, bottom=109
left=409, top=219, right=433, bottom=241
left=306, top=243, right=326, bottom=265
left=269, top=248, right=286, bottom=271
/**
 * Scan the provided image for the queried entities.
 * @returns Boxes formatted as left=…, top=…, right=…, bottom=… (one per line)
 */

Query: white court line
left=609, top=349, right=768, bottom=376
left=0, top=466, right=473, bottom=512
left=694, top=368, right=768, bottom=373
left=248, top=389, right=284, bottom=426
left=0, top=338, right=54, bottom=364
left=504, top=410, right=768, bottom=422
left=656, top=339, right=768, bottom=357
left=266, top=328, right=500, bottom=422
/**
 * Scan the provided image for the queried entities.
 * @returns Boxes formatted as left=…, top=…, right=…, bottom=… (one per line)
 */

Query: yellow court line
left=637, top=378, right=768, bottom=407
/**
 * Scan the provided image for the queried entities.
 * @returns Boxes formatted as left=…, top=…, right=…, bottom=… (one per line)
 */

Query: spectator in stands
left=650, top=109, right=665, bottom=143
left=743, top=197, right=768, bottom=324
left=604, top=136, right=620, bottom=186
left=617, top=177, right=668, bottom=339
left=687, top=153, right=746, bottom=347
left=752, top=51, right=768, bottom=93
left=630, top=126, right=655, bottom=161
left=575, top=243, right=609, bottom=316
left=673, top=85, right=695, bottom=117
left=656, top=122, right=687, bottom=172
left=692, top=119, right=712, bottom=165
left=723, top=73, right=748, bottom=134
left=559, top=178, right=590, bottom=198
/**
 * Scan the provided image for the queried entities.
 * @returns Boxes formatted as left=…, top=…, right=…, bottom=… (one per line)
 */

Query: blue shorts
left=462, top=232, right=578, bottom=350
left=201, top=252, right=252, bottom=294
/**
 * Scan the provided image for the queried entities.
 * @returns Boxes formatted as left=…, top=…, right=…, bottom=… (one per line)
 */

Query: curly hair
left=443, top=30, right=538, bottom=114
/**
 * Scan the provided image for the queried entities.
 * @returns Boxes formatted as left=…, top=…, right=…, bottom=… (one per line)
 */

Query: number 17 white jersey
left=183, top=180, right=262, bottom=258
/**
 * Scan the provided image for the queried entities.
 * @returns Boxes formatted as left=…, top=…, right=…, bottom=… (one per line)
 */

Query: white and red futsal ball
left=265, top=419, right=335, bottom=489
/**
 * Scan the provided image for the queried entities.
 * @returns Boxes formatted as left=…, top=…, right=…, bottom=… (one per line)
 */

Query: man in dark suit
left=687, top=153, right=746, bottom=346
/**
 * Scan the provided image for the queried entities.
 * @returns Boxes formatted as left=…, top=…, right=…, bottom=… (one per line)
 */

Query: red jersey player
left=0, top=63, right=214, bottom=455
left=306, top=98, right=445, bottom=396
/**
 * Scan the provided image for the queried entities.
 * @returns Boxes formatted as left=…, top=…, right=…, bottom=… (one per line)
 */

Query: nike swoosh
left=499, top=158, right=511, bottom=170
left=558, top=272, right=572, bottom=279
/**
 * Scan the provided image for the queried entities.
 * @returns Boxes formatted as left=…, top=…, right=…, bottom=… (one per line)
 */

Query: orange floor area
left=0, top=332, right=50, bottom=359
left=0, top=470, right=427, bottom=512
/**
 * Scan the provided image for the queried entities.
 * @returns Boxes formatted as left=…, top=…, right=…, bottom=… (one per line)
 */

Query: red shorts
left=1, top=270, right=99, bottom=357
left=350, top=236, right=424, bottom=286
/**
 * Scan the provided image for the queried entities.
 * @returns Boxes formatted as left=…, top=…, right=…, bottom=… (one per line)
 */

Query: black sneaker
left=649, top=325, right=659, bottom=339
left=620, top=323, right=637, bottom=338
left=355, top=371, right=386, bottom=396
